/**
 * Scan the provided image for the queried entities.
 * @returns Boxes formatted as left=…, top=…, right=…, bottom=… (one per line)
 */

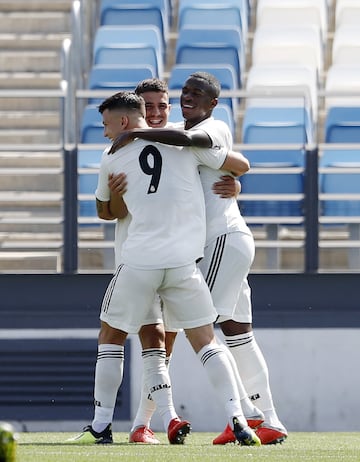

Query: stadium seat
left=324, top=107, right=360, bottom=143
left=256, top=0, right=328, bottom=45
left=240, top=99, right=306, bottom=218
left=335, top=0, right=360, bottom=28
left=177, top=4, right=247, bottom=46
left=325, top=64, right=360, bottom=109
left=178, top=0, right=249, bottom=30
left=239, top=148, right=305, bottom=218
left=242, top=107, right=310, bottom=144
left=88, top=64, right=156, bottom=103
left=252, top=25, right=324, bottom=75
left=167, top=103, right=236, bottom=138
left=245, top=64, right=318, bottom=138
left=332, top=25, right=360, bottom=66
left=78, top=148, right=103, bottom=218
left=320, top=149, right=360, bottom=216
left=99, top=0, right=169, bottom=51
left=94, top=46, right=163, bottom=79
left=319, top=148, right=360, bottom=269
left=93, top=26, right=164, bottom=77
left=80, top=105, right=107, bottom=144
left=175, top=26, right=245, bottom=86
left=168, top=64, right=239, bottom=118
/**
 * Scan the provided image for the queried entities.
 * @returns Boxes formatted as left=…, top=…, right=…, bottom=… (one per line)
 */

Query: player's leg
left=160, top=263, right=260, bottom=446
left=138, top=324, right=190, bottom=445
left=130, top=322, right=164, bottom=444
left=221, top=310, right=287, bottom=444
left=68, top=265, right=163, bottom=444
left=130, top=328, right=178, bottom=444
left=67, top=321, right=126, bottom=444
left=199, top=234, right=264, bottom=430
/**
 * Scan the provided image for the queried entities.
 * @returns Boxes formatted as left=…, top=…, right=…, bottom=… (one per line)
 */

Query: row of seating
left=77, top=0, right=360, bottom=227
left=236, top=0, right=360, bottom=222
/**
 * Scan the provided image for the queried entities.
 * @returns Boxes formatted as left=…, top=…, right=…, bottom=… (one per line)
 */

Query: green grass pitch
left=16, top=432, right=360, bottom=461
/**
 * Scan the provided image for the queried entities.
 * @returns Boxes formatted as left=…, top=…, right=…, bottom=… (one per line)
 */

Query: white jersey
left=112, top=122, right=180, bottom=268
left=192, top=117, right=252, bottom=245
left=96, top=139, right=226, bottom=269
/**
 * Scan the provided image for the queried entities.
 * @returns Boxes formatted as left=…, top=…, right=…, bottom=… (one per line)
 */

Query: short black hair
left=188, top=72, right=221, bottom=98
left=98, top=91, right=144, bottom=114
left=135, top=78, right=168, bottom=95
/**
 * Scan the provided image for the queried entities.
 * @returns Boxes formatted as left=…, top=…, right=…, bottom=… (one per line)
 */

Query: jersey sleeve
left=204, top=120, right=233, bottom=152
left=95, top=148, right=111, bottom=202
left=191, top=145, right=228, bottom=170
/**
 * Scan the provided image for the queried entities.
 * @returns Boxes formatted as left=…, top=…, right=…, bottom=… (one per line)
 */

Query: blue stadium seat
left=93, top=26, right=164, bottom=77
left=178, top=4, right=247, bottom=45
left=99, top=0, right=169, bottom=51
left=242, top=107, right=311, bottom=144
left=175, top=26, right=245, bottom=86
left=168, top=64, right=239, bottom=118
left=78, top=148, right=103, bottom=218
left=324, top=107, right=360, bottom=143
left=241, top=103, right=306, bottom=217
left=80, top=105, right=107, bottom=144
left=167, top=103, right=235, bottom=137
left=89, top=64, right=156, bottom=91
left=88, top=64, right=156, bottom=103
left=320, top=149, right=360, bottom=216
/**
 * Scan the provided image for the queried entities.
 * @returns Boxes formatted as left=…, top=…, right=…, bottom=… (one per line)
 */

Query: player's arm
left=109, top=128, right=212, bottom=153
left=220, top=150, right=250, bottom=177
left=213, top=175, right=241, bottom=198
left=96, top=198, right=115, bottom=220
left=108, top=173, right=128, bottom=219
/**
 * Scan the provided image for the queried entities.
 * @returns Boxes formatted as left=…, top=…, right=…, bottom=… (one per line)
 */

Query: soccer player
left=69, top=91, right=261, bottom=447
left=125, top=78, right=264, bottom=445
left=110, top=73, right=288, bottom=445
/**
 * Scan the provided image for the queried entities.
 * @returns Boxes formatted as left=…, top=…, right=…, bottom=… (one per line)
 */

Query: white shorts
left=101, top=262, right=217, bottom=334
left=198, top=232, right=255, bottom=324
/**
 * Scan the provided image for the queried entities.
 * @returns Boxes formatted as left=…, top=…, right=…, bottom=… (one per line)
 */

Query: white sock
left=131, top=373, right=156, bottom=431
left=131, top=354, right=172, bottom=431
left=197, top=343, right=247, bottom=428
left=225, top=332, right=285, bottom=430
left=219, top=342, right=263, bottom=420
left=92, top=343, right=124, bottom=433
left=142, top=348, right=177, bottom=431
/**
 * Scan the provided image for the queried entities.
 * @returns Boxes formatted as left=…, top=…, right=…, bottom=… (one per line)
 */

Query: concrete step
left=0, top=151, right=62, bottom=168
left=0, top=128, right=60, bottom=144
left=0, top=1, right=72, bottom=12
left=0, top=12, right=70, bottom=33
left=0, top=168, right=62, bottom=192
left=0, top=97, right=61, bottom=111
left=0, top=50, right=60, bottom=72
left=0, top=72, right=61, bottom=89
left=0, top=33, right=70, bottom=50
left=0, top=111, right=59, bottom=129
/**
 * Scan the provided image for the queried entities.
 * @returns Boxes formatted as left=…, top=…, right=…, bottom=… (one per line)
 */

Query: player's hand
left=108, top=172, right=128, bottom=196
left=212, top=175, right=241, bottom=198
left=109, top=131, right=135, bottom=154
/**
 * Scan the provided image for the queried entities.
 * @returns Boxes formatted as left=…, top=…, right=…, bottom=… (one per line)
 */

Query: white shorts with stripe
left=198, top=231, right=255, bottom=324
left=100, top=262, right=217, bottom=334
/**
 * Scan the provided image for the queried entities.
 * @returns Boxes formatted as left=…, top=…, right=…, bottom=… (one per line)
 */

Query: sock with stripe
left=225, top=332, right=285, bottom=429
left=197, top=343, right=247, bottom=428
left=131, top=354, right=172, bottom=431
left=92, top=343, right=124, bottom=433
left=142, top=348, right=177, bottom=431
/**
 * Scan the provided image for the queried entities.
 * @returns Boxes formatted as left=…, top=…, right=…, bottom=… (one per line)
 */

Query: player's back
left=99, top=139, right=206, bottom=269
